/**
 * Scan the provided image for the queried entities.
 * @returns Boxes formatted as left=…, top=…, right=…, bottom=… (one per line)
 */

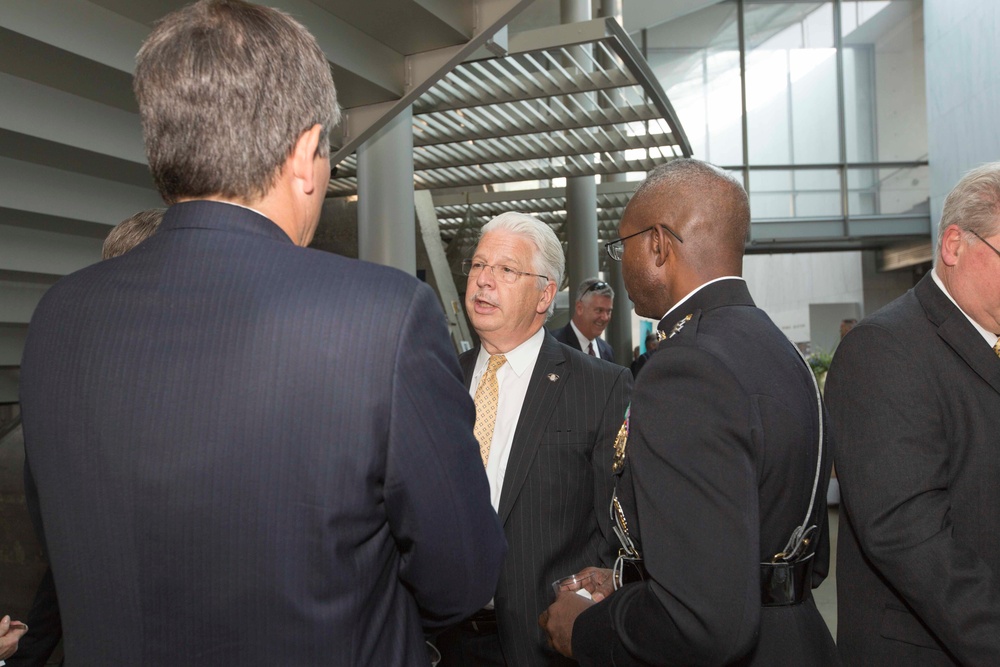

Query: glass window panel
left=841, top=0, right=927, bottom=162
left=750, top=169, right=841, bottom=219
left=645, top=1, right=743, bottom=166
left=847, top=165, right=930, bottom=216
left=745, top=2, right=839, bottom=165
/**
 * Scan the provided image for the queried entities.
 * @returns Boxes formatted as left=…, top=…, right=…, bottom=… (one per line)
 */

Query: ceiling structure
left=327, top=17, right=691, bottom=197
left=0, top=0, right=533, bottom=399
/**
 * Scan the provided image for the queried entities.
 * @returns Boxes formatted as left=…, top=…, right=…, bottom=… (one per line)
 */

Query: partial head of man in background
left=102, top=209, right=165, bottom=260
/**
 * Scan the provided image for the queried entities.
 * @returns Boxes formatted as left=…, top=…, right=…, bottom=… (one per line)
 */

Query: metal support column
left=598, top=0, right=631, bottom=363
left=606, top=251, right=632, bottom=364
left=357, top=106, right=415, bottom=273
left=561, top=0, right=599, bottom=293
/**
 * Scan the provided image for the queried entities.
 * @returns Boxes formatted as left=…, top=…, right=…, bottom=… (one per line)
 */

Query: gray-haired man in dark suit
left=19, top=2, right=504, bottom=665
left=827, top=163, right=1000, bottom=666
left=436, top=212, right=632, bottom=667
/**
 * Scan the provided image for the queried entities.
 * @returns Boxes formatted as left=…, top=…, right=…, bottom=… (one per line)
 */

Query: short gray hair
left=575, top=277, right=614, bottom=303
left=938, top=162, right=1000, bottom=260
left=103, top=208, right=166, bottom=260
left=479, top=212, right=564, bottom=316
left=135, top=0, right=339, bottom=204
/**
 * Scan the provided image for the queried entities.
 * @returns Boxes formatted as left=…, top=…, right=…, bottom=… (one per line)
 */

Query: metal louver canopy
left=433, top=180, right=637, bottom=242
left=327, top=17, right=692, bottom=196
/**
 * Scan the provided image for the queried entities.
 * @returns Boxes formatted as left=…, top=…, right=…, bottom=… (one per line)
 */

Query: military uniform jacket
left=573, top=278, right=840, bottom=666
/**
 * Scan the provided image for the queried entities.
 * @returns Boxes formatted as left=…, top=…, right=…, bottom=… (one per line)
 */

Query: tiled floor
left=814, top=506, right=839, bottom=638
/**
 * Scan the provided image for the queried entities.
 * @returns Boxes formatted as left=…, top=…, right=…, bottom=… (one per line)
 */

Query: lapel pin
left=547, top=373, right=559, bottom=382
left=669, top=313, right=693, bottom=338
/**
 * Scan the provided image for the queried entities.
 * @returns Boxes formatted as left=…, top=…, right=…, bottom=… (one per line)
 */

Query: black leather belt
left=760, top=554, right=815, bottom=607
left=459, top=608, right=498, bottom=634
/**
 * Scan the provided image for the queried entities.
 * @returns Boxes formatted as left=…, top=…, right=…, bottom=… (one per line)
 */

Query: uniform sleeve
left=383, top=283, right=507, bottom=629
left=826, top=323, right=1000, bottom=663
left=574, top=346, right=760, bottom=666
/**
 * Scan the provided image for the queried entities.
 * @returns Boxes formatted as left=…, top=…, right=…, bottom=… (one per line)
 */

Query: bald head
left=629, top=158, right=749, bottom=277
left=616, top=159, right=750, bottom=318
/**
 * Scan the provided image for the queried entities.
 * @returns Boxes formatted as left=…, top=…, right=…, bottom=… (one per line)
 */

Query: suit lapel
left=562, top=323, right=583, bottom=352
left=917, top=275, right=1000, bottom=396
left=459, top=348, right=477, bottom=391
left=497, top=333, right=569, bottom=525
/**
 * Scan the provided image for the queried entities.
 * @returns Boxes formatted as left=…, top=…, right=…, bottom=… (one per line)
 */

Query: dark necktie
left=588, top=341, right=596, bottom=357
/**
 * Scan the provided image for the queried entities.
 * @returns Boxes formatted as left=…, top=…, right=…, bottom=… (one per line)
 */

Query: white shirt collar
left=475, top=326, right=546, bottom=378
left=931, top=268, right=999, bottom=348
left=568, top=319, right=597, bottom=352
left=661, top=276, right=745, bottom=321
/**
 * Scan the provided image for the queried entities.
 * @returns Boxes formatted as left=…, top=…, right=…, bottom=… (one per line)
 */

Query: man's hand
left=0, top=615, right=28, bottom=660
left=577, top=566, right=616, bottom=602
left=539, top=590, right=593, bottom=658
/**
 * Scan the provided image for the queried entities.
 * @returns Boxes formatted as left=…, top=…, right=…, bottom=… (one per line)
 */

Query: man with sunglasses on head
left=435, top=212, right=632, bottom=667
left=552, top=279, right=617, bottom=362
left=540, top=158, right=839, bottom=666
left=826, top=163, right=1000, bottom=666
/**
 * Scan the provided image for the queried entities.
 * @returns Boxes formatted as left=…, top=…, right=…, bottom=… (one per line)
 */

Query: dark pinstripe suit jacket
left=459, top=333, right=632, bottom=666
left=20, top=201, right=506, bottom=667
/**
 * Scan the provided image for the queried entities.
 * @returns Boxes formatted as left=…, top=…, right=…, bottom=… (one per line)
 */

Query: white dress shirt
left=569, top=320, right=602, bottom=359
left=932, top=268, right=1000, bottom=349
left=469, top=327, right=545, bottom=511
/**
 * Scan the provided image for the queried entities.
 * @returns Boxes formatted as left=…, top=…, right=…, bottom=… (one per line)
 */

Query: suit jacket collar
left=658, top=278, right=755, bottom=334
left=460, top=333, right=570, bottom=525
left=916, top=273, right=1000, bottom=395
left=160, top=200, right=294, bottom=245
left=559, top=322, right=584, bottom=352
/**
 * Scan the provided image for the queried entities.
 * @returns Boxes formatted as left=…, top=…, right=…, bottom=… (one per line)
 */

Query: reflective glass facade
left=640, top=0, right=927, bottom=237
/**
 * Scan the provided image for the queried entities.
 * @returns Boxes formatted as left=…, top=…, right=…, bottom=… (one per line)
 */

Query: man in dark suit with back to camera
left=19, top=2, right=505, bottom=665
left=436, top=212, right=632, bottom=666
left=551, top=278, right=617, bottom=362
left=827, top=163, right=1000, bottom=666
left=541, top=158, right=839, bottom=666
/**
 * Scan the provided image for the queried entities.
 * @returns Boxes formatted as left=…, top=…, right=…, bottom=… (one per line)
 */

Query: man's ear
left=575, top=299, right=584, bottom=317
left=651, top=225, right=672, bottom=268
left=538, top=280, right=557, bottom=315
left=290, top=124, right=324, bottom=194
left=939, top=224, right=964, bottom=267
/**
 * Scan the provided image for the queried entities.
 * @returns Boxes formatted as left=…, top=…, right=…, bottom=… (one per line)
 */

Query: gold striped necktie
left=474, top=354, right=507, bottom=467
left=994, top=338, right=1000, bottom=359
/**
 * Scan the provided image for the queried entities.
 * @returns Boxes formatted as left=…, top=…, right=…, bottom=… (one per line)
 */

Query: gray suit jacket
left=459, top=333, right=632, bottom=666
left=827, top=273, right=1000, bottom=666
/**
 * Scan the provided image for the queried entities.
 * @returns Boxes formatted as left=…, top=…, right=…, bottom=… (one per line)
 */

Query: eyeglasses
left=970, top=230, right=1000, bottom=260
left=461, top=259, right=549, bottom=284
left=585, top=280, right=610, bottom=294
left=605, top=224, right=684, bottom=261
